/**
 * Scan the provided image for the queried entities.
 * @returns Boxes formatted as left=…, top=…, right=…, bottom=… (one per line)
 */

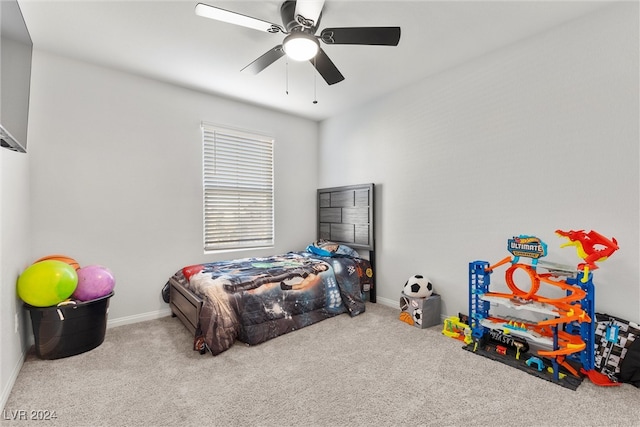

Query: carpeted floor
left=3, top=303, right=640, bottom=426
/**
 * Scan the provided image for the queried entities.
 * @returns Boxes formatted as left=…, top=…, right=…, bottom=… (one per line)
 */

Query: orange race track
left=481, top=261, right=589, bottom=361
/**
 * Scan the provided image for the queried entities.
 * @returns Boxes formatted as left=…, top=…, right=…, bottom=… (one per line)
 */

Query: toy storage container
left=400, top=292, right=441, bottom=328
left=25, top=292, right=113, bottom=359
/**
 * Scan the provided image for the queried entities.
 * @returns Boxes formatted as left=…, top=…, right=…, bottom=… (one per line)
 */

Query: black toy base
left=463, top=342, right=584, bottom=391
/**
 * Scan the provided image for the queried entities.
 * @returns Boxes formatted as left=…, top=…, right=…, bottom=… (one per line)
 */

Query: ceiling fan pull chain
left=286, top=59, right=289, bottom=95
left=313, top=56, right=318, bottom=104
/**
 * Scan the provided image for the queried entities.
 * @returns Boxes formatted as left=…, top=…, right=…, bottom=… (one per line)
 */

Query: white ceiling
left=18, top=0, right=612, bottom=121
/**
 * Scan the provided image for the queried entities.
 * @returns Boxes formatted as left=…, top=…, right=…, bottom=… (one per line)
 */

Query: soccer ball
left=403, top=274, right=433, bottom=298
left=413, top=308, right=423, bottom=325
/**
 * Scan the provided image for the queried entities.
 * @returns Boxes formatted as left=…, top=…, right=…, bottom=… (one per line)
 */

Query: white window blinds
left=202, top=123, right=274, bottom=251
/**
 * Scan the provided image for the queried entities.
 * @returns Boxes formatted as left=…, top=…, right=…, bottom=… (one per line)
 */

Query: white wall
left=0, top=149, right=31, bottom=409
left=319, top=3, right=639, bottom=323
left=26, top=51, right=319, bottom=324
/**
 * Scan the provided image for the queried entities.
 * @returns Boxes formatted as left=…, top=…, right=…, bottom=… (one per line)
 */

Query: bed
left=165, top=183, right=376, bottom=355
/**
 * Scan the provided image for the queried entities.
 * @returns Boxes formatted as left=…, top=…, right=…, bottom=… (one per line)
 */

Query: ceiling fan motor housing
left=280, top=0, right=321, bottom=33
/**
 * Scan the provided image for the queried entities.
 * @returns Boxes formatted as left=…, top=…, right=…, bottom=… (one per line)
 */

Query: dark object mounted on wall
left=0, top=0, right=33, bottom=153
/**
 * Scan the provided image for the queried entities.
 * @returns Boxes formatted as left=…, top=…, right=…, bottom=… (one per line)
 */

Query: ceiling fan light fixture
left=283, top=32, right=319, bottom=61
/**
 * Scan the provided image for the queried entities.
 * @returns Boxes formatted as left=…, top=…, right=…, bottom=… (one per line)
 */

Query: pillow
left=306, top=240, right=360, bottom=258
left=182, top=264, right=205, bottom=281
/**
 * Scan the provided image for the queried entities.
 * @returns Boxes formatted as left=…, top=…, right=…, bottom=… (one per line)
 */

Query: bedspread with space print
left=168, top=251, right=373, bottom=355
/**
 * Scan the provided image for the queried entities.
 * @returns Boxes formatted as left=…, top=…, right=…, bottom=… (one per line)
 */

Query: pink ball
left=72, top=265, right=115, bottom=301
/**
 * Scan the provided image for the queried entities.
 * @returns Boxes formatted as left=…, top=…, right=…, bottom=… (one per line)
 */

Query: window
left=202, top=123, right=274, bottom=251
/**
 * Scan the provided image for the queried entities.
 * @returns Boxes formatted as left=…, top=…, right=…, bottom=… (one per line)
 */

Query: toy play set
left=464, top=229, right=622, bottom=390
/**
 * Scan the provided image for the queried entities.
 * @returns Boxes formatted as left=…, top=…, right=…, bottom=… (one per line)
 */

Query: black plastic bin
left=25, top=292, right=113, bottom=360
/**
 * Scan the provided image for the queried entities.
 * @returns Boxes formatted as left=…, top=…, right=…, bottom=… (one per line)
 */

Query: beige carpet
left=3, top=303, right=640, bottom=427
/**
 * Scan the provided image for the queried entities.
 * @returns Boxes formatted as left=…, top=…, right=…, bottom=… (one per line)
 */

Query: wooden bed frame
left=169, top=183, right=376, bottom=337
left=169, top=278, right=203, bottom=336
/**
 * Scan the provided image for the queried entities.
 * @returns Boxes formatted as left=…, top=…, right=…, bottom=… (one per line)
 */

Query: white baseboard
left=107, top=308, right=172, bottom=328
left=375, top=295, right=398, bottom=309
left=1, top=350, right=26, bottom=412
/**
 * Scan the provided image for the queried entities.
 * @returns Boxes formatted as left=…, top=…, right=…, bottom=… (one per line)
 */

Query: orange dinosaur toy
left=555, top=229, right=619, bottom=281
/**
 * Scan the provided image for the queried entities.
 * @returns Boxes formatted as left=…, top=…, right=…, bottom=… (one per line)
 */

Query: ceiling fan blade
left=320, top=27, right=401, bottom=46
left=241, top=46, right=286, bottom=74
left=195, top=3, right=284, bottom=33
left=294, top=0, right=325, bottom=28
left=310, top=48, right=344, bottom=85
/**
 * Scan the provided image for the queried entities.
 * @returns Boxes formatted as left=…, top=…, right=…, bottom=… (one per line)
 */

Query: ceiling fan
left=195, top=0, right=401, bottom=85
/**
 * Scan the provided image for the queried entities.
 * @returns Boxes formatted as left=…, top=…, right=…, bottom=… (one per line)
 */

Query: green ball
left=17, top=260, right=78, bottom=307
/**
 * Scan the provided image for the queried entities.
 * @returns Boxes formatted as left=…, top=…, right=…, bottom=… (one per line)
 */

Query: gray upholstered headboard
left=317, top=183, right=376, bottom=301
